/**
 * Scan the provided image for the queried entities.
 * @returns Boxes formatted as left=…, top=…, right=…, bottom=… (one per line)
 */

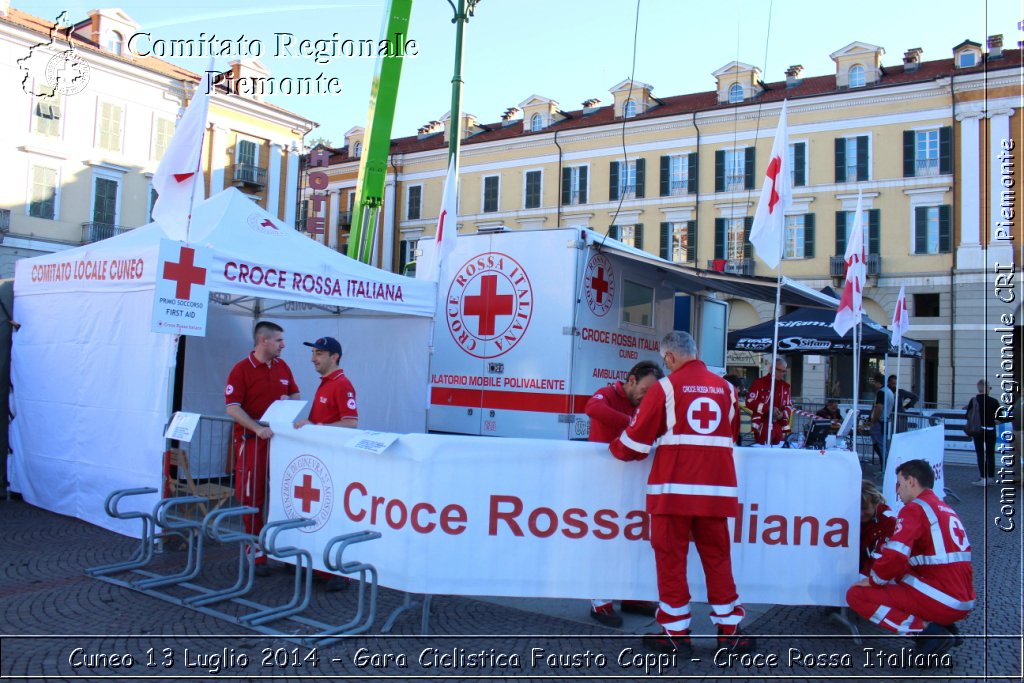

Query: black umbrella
left=728, top=307, right=923, bottom=358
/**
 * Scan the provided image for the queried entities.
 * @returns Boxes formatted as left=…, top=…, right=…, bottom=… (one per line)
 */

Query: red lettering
left=561, top=508, right=588, bottom=539
left=385, top=498, right=408, bottom=530
left=370, top=495, right=386, bottom=524
left=440, top=505, right=467, bottom=535
left=488, top=494, right=524, bottom=536
left=410, top=502, right=436, bottom=533
left=622, top=510, right=650, bottom=541
left=344, top=481, right=367, bottom=522
left=527, top=507, right=558, bottom=538
left=592, top=509, right=619, bottom=540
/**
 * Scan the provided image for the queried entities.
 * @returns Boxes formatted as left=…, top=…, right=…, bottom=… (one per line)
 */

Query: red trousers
left=234, top=435, right=269, bottom=561
left=651, top=515, right=744, bottom=632
left=847, top=582, right=969, bottom=634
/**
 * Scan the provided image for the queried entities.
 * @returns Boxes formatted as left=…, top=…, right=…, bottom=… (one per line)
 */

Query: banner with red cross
left=152, top=239, right=212, bottom=337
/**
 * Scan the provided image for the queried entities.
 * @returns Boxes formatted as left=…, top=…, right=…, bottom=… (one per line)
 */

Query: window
left=524, top=170, right=541, bottom=209
left=92, top=175, right=120, bottom=227
left=714, top=148, right=754, bottom=192
left=33, top=94, right=62, bottom=137
left=482, top=175, right=499, bottom=213
left=848, top=65, right=866, bottom=88
left=107, top=31, right=123, bottom=55
left=669, top=155, right=687, bottom=194
left=623, top=99, right=637, bottom=118
left=622, top=280, right=653, bottom=326
left=398, top=238, right=418, bottom=275
left=913, top=205, right=951, bottom=254
left=561, top=165, right=588, bottom=205
left=903, top=127, right=951, bottom=177
left=407, top=185, right=422, bottom=220
left=788, top=142, right=806, bottom=187
left=834, top=135, right=869, bottom=182
left=353, top=142, right=362, bottom=157
left=914, top=130, right=940, bottom=176
left=530, top=113, right=543, bottom=132
left=914, top=293, right=940, bottom=317
left=659, top=221, right=694, bottom=263
left=152, top=117, right=175, bottom=160
left=835, top=209, right=880, bottom=255
left=726, top=218, right=747, bottom=260
left=958, top=52, right=976, bottom=68
left=28, top=165, right=58, bottom=219
left=728, top=83, right=744, bottom=103
left=618, top=224, right=643, bottom=249
left=724, top=150, right=745, bottom=191
left=97, top=102, right=123, bottom=152
left=784, top=214, right=815, bottom=259
left=609, top=159, right=645, bottom=200
left=619, top=161, right=637, bottom=198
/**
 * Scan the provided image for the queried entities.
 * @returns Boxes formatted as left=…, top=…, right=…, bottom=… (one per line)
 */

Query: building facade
left=1, top=4, right=316, bottom=277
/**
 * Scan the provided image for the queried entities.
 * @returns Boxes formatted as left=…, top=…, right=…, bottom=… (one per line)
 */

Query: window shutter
left=715, top=150, right=725, bottom=192
left=914, top=206, right=927, bottom=254
left=793, top=142, right=806, bottom=187
left=660, top=156, right=670, bottom=197
left=804, top=213, right=815, bottom=258
left=686, top=221, right=696, bottom=262
left=856, top=135, right=869, bottom=181
left=903, top=130, right=916, bottom=177
left=660, top=222, right=670, bottom=259
left=635, top=158, right=646, bottom=198
left=688, top=153, right=698, bottom=194
left=714, top=218, right=725, bottom=259
left=634, top=223, right=644, bottom=249
left=744, top=147, right=755, bottom=190
left=743, top=216, right=753, bottom=259
left=939, top=126, right=952, bottom=174
left=938, top=204, right=951, bottom=252
left=868, top=209, right=880, bottom=255
left=561, top=167, right=571, bottom=205
left=835, top=211, right=847, bottom=255
left=609, top=224, right=619, bottom=240
left=609, top=161, right=619, bottom=201
left=578, top=166, right=588, bottom=204
left=834, top=138, right=846, bottom=182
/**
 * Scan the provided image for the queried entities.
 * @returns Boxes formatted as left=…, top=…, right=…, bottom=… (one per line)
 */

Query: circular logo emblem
left=45, top=50, right=90, bottom=95
left=446, top=252, right=533, bottom=359
left=225, top=384, right=234, bottom=395
left=247, top=213, right=282, bottom=235
left=280, top=454, right=334, bottom=532
left=687, top=397, right=722, bottom=435
left=584, top=253, right=615, bottom=317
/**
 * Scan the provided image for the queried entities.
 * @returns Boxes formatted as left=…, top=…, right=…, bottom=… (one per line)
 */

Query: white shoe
left=970, top=478, right=987, bottom=487
left=987, top=477, right=997, bottom=484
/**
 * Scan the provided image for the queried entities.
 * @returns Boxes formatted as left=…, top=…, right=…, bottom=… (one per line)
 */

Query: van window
left=622, top=280, right=654, bottom=327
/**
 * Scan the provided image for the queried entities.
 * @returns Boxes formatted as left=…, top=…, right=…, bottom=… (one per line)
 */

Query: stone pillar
left=955, top=110, right=983, bottom=270
left=988, top=108, right=1015, bottom=264
left=267, top=142, right=283, bottom=218
left=283, top=143, right=300, bottom=228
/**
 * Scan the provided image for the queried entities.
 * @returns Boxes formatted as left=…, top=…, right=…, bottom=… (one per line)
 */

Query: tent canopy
left=727, top=307, right=923, bottom=358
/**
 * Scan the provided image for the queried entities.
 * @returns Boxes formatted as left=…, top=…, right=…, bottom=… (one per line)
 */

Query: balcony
left=830, top=253, right=881, bottom=278
left=915, top=157, right=940, bottom=176
left=707, top=258, right=755, bottom=276
left=82, top=222, right=129, bottom=243
left=233, top=164, right=267, bottom=187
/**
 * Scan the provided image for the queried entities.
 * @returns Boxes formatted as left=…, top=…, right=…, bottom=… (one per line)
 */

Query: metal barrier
left=164, top=415, right=236, bottom=523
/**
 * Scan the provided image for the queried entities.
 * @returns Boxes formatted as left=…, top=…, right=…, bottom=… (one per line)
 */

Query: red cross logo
left=765, top=155, right=782, bottom=213
left=162, top=246, right=207, bottom=299
left=293, top=474, right=321, bottom=514
left=463, top=274, right=514, bottom=336
left=948, top=517, right=969, bottom=551
left=437, top=209, right=449, bottom=241
left=260, top=218, right=278, bottom=231
left=687, top=398, right=721, bottom=434
left=590, top=267, right=610, bottom=303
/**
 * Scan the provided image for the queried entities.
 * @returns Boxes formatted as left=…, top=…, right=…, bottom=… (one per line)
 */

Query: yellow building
left=1, top=3, right=316, bottom=276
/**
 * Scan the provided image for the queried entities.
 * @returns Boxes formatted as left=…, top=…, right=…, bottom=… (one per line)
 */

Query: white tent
left=10, top=188, right=436, bottom=536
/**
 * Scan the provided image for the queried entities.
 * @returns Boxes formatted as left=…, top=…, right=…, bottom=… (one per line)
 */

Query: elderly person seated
left=816, top=399, right=843, bottom=430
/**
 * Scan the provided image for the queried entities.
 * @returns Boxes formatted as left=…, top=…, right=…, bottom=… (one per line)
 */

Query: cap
left=303, top=336, right=342, bottom=356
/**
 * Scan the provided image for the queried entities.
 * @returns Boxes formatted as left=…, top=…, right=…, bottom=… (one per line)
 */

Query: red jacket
left=869, top=489, right=976, bottom=612
left=584, top=382, right=633, bottom=444
left=860, top=502, right=897, bottom=574
left=745, top=373, right=793, bottom=445
left=610, top=360, right=740, bottom=517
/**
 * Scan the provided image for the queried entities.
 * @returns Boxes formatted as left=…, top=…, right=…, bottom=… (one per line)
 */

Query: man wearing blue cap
left=294, top=336, right=359, bottom=429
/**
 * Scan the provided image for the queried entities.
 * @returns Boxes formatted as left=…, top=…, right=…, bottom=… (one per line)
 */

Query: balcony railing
left=915, top=157, right=940, bottom=176
left=830, top=253, right=881, bottom=277
left=233, top=164, right=267, bottom=187
left=707, top=258, right=755, bottom=276
left=82, top=222, right=129, bottom=243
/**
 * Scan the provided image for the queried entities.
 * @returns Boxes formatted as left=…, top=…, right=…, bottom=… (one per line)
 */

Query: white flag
left=416, top=155, right=459, bottom=281
left=152, top=59, right=214, bottom=238
left=891, top=285, right=909, bottom=346
left=832, top=191, right=867, bottom=337
left=749, top=99, right=792, bottom=269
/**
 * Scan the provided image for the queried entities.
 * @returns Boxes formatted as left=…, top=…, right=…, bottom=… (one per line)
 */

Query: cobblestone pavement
left=0, top=460, right=1020, bottom=682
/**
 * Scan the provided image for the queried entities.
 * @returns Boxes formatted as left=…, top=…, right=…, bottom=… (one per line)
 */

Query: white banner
left=267, top=423, right=861, bottom=606
left=883, top=424, right=947, bottom=513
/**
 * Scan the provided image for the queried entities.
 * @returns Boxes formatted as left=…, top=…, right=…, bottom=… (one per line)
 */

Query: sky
left=18, top=0, right=1023, bottom=146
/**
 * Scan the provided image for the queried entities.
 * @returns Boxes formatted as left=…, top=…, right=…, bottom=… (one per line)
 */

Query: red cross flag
left=832, top=191, right=867, bottom=337
left=891, top=285, right=910, bottom=346
left=749, top=99, right=792, bottom=269
left=416, top=155, right=459, bottom=281
left=151, top=58, right=214, bottom=238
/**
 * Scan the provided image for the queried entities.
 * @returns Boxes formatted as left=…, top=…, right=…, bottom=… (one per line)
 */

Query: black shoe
left=915, top=623, right=955, bottom=658
left=589, top=606, right=623, bottom=628
left=644, top=630, right=692, bottom=656
left=253, top=563, right=272, bottom=578
left=621, top=600, right=659, bottom=617
left=947, top=622, right=965, bottom=648
left=717, top=627, right=756, bottom=654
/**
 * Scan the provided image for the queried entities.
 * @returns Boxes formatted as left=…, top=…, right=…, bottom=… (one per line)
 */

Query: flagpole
left=765, top=228, right=784, bottom=446
left=893, top=346, right=903, bottom=434
left=852, top=322, right=859, bottom=450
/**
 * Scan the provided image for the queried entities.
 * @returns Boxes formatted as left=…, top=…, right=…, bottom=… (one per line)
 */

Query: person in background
left=846, top=459, right=973, bottom=658
left=746, top=357, right=793, bottom=446
left=583, top=359, right=663, bottom=626
left=968, top=380, right=1001, bottom=486
left=225, top=321, right=300, bottom=577
left=888, top=375, right=919, bottom=410
left=858, top=479, right=897, bottom=575
left=867, top=372, right=894, bottom=466
left=816, top=399, right=843, bottom=429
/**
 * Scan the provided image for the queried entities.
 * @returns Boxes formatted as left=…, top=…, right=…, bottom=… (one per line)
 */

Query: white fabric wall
left=9, top=289, right=175, bottom=536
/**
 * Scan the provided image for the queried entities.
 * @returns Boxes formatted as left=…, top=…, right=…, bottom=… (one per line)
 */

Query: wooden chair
left=164, top=447, right=234, bottom=518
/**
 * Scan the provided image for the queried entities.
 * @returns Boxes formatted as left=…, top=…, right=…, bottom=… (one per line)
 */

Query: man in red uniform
left=294, top=337, right=358, bottom=429
left=846, top=459, right=974, bottom=656
left=584, top=359, right=663, bottom=626
left=745, top=357, right=793, bottom=445
left=225, top=321, right=300, bottom=575
left=610, top=332, right=754, bottom=655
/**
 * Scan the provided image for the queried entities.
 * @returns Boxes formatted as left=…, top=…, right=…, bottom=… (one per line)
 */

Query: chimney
left=582, top=98, right=602, bottom=114
left=903, top=48, right=923, bottom=72
left=417, top=120, right=442, bottom=138
left=500, top=107, right=520, bottom=126
left=785, top=65, right=803, bottom=87
left=988, top=34, right=1003, bottom=59
left=0, top=0, right=10, bottom=17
